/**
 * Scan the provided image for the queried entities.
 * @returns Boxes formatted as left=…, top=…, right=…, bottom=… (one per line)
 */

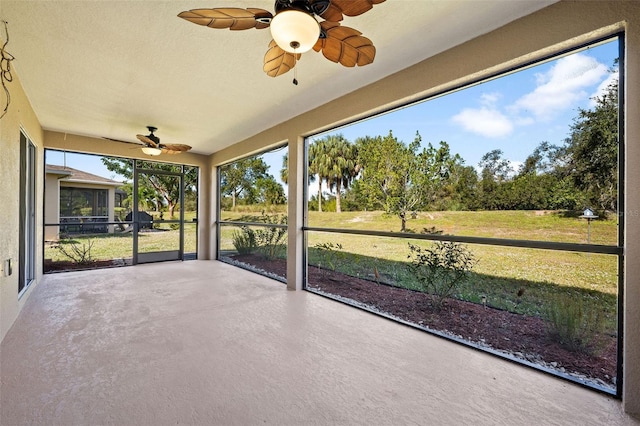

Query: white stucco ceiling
left=1, top=0, right=557, bottom=155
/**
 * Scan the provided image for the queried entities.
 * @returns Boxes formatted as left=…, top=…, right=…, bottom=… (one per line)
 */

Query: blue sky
left=307, top=38, right=619, bottom=174
left=47, top=38, right=618, bottom=190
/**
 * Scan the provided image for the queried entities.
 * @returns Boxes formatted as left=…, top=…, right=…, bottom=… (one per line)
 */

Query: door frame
left=132, top=162, right=185, bottom=264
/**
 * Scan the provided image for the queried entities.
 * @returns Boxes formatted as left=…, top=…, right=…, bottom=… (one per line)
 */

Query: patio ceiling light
left=141, top=146, right=162, bottom=156
left=270, top=9, right=320, bottom=53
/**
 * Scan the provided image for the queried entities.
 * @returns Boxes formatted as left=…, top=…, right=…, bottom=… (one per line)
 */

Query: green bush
left=313, top=242, right=345, bottom=271
left=232, top=227, right=257, bottom=255
left=254, top=214, right=287, bottom=260
left=545, top=293, right=604, bottom=353
left=407, top=241, right=476, bottom=309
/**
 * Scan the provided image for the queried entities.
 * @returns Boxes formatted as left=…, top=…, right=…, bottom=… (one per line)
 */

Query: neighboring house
left=45, top=165, right=125, bottom=240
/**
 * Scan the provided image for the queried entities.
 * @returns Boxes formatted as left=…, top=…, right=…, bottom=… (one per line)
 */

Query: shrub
left=407, top=241, right=476, bottom=309
left=313, top=242, right=345, bottom=271
left=232, top=227, right=257, bottom=255
left=545, top=293, right=604, bottom=353
left=114, top=207, right=127, bottom=221
left=56, top=237, right=95, bottom=265
left=254, top=214, right=287, bottom=260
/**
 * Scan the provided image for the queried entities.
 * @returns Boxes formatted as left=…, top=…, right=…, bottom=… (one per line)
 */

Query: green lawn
left=221, top=210, right=619, bottom=331
left=44, top=218, right=198, bottom=262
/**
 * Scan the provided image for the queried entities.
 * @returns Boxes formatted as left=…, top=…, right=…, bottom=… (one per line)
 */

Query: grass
left=220, top=209, right=619, bottom=333
left=45, top=215, right=198, bottom=262
left=304, top=210, right=618, bottom=245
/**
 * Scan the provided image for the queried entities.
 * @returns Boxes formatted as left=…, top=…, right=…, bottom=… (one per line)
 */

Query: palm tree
left=308, top=139, right=327, bottom=212
left=280, top=150, right=319, bottom=208
left=280, top=152, right=289, bottom=185
left=319, top=134, right=359, bottom=213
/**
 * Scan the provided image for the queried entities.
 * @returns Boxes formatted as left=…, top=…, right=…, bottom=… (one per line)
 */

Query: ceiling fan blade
left=161, top=144, right=192, bottom=154
left=136, top=134, right=159, bottom=147
left=263, top=40, right=300, bottom=77
left=319, top=0, right=385, bottom=22
left=178, top=8, right=273, bottom=30
left=313, top=22, right=376, bottom=67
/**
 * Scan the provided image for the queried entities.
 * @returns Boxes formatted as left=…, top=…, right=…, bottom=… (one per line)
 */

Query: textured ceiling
left=1, top=1, right=556, bottom=155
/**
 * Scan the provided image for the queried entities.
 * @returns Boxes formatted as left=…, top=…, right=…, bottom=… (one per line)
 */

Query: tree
left=101, top=158, right=197, bottom=218
left=317, top=134, right=359, bottom=213
left=356, top=131, right=444, bottom=231
left=478, top=149, right=513, bottom=210
left=308, top=139, right=327, bottom=212
left=447, top=164, right=479, bottom=210
left=479, top=149, right=513, bottom=183
left=280, top=152, right=288, bottom=185
left=518, top=141, right=558, bottom=177
left=561, top=74, right=618, bottom=211
left=416, top=139, right=464, bottom=210
left=219, top=157, right=269, bottom=209
left=255, top=176, right=286, bottom=206
left=280, top=151, right=316, bottom=200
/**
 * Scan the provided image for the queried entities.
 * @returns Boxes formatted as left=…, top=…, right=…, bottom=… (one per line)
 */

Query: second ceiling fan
left=178, top=0, right=385, bottom=79
left=135, top=127, right=192, bottom=156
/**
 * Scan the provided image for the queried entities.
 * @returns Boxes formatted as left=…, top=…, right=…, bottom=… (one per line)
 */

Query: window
left=60, top=187, right=108, bottom=217
left=19, top=131, right=36, bottom=294
left=217, top=145, right=288, bottom=281
left=303, top=37, right=622, bottom=395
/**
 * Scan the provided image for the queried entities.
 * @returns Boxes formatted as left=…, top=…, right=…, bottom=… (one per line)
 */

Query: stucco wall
left=43, top=173, right=60, bottom=240
left=210, top=0, right=640, bottom=415
left=0, top=73, right=44, bottom=342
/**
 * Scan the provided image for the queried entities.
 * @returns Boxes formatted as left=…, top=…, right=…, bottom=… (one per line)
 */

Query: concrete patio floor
left=1, top=260, right=637, bottom=425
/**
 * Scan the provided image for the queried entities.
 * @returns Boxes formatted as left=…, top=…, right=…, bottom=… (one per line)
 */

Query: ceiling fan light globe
left=270, top=10, right=320, bottom=53
left=141, top=147, right=162, bottom=156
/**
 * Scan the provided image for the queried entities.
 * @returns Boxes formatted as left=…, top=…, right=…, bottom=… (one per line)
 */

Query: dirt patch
left=44, top=259, right=130, bottom=273
left=230, top=253, right=617, bottom=390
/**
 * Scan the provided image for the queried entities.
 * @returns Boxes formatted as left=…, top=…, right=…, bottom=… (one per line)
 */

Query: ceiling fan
left=105, top=126, right=192, bottom=156
left=178, top=0, right=386, bottom=80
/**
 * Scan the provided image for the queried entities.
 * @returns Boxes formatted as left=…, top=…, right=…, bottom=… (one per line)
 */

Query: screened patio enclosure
left=44, top=151, right=199, bottom=272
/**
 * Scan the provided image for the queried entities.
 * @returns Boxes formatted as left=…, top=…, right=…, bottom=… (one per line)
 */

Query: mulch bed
left=44, top=259, right=129, bottom=273
left=230, top=253, right=617, bottom=390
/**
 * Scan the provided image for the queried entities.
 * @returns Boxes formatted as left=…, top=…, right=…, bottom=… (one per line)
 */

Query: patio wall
left=0, top=72, right=45, bottom=341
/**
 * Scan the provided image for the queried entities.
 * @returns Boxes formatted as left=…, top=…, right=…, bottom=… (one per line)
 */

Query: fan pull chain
left=292, top=48, right=298, bottom=85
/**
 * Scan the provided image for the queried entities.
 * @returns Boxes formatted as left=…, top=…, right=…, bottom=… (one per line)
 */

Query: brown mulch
left=230, top=254, right=617, bottom=389
left=44, top=259, right=128, bottom=273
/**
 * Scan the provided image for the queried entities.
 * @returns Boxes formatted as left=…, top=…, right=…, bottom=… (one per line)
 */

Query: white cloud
left=509, top=54, right=608, bottom=120
left=480, top=92, right=501, bottom=106
left=451, top=107, right=513, bottom=138
left=451, top=53, right=612, bottom=139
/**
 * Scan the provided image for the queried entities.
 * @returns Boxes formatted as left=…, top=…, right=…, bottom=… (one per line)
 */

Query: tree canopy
left=101, top=158, right=197, bottom=218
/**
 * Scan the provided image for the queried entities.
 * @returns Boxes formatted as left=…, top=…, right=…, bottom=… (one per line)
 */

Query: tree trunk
left=336, top=180, right=342, bottom=213
left=168, top=203, right=175, bottom=219
left=400, top=212, right=406, bottom=232
left=232, top=190, right=237, bottom=209
left=318, top=179, right=322, bottom=212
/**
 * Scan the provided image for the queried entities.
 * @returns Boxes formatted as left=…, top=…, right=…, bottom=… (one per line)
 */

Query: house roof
left=45, top=165, right=123, bottom=187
